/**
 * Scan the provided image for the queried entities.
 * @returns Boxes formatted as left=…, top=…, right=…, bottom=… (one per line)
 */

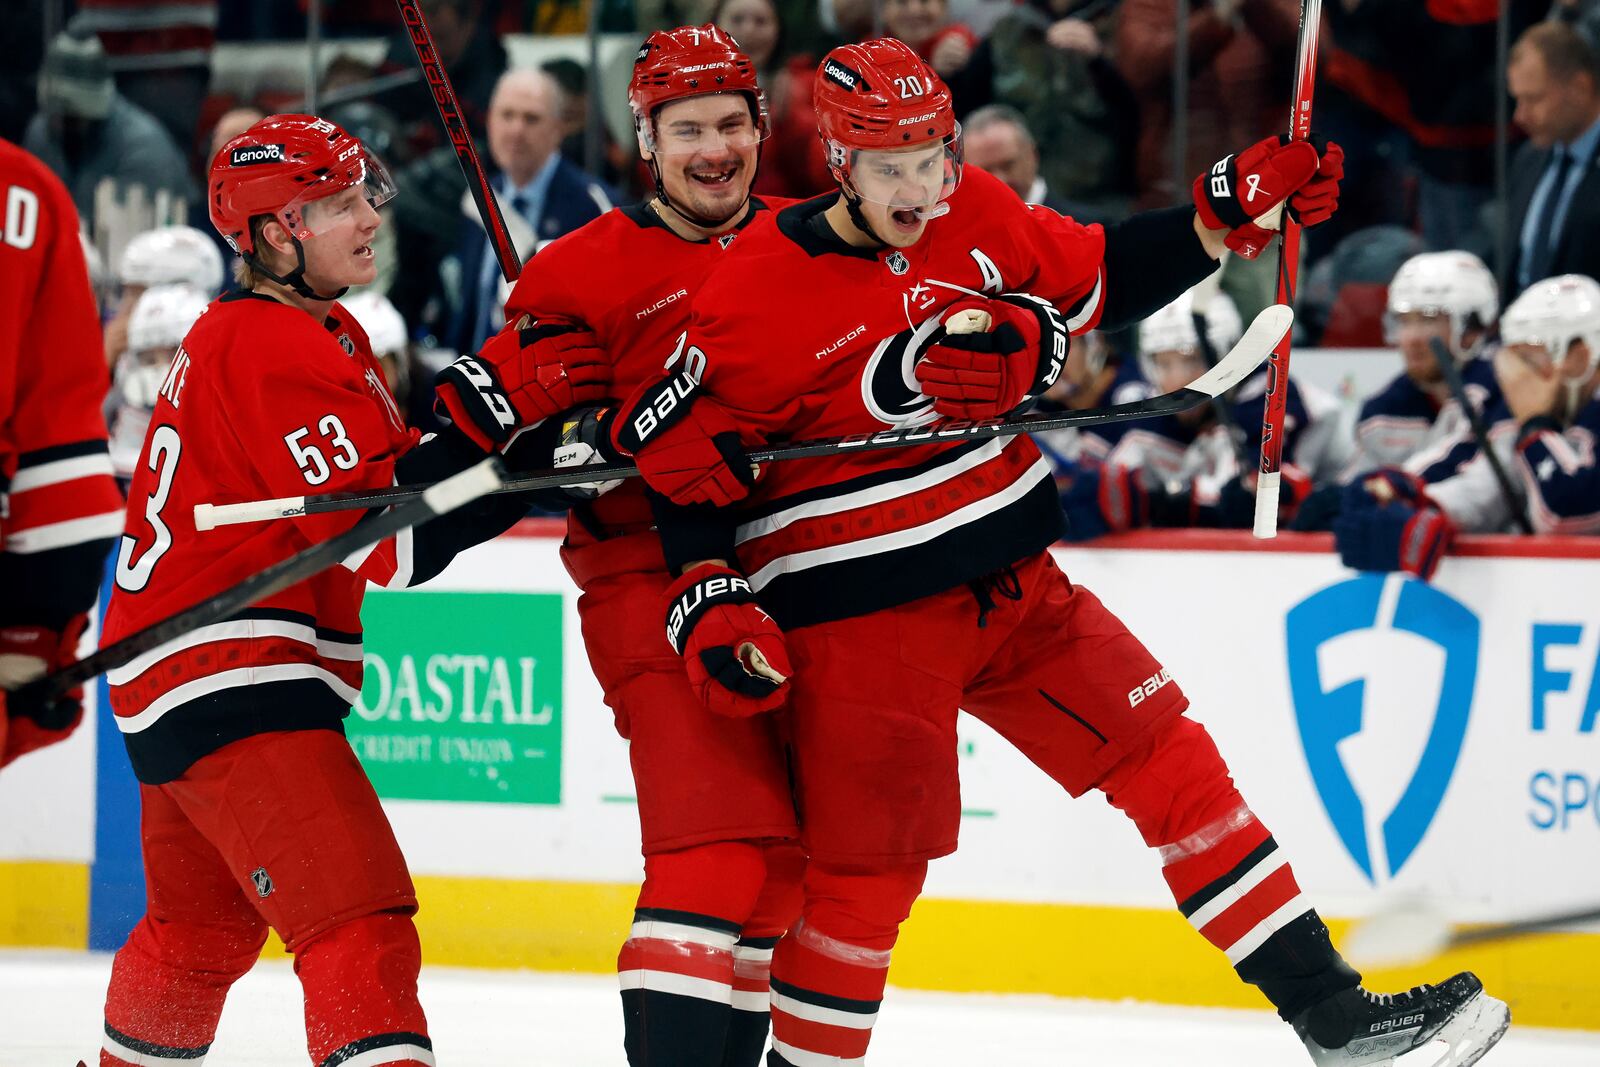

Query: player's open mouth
left=890, top=208, right=921, bottom=231
left=689, top=165, right=739, bottom=187
left=354, top=245, right=373, bottom=258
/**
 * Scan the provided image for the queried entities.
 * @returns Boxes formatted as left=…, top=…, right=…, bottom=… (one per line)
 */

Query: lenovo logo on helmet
left=230, top=144, right=285, bottom=167
left=823, top=61, right=865, bottom=92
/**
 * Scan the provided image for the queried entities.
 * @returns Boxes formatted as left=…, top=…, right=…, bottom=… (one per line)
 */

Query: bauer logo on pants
left=1284, top=574, right=1479, bottom=883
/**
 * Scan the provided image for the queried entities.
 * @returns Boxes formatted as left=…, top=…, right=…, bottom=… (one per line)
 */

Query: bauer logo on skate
left=1284, top=574, right=1478, bottom=883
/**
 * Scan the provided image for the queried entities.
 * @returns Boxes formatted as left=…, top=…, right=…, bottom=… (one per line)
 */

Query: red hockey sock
left=723, top=842, right=807, bottom=1067
left=621, top=841, right=772, bottom=1066
left=768, top=861, right=926, bottom=1067
left=294, top=909, right=432, bottom=1067
left=1100, top=716, right=1357, bottom=1019
left=101, top=914, right=266, bottom=1066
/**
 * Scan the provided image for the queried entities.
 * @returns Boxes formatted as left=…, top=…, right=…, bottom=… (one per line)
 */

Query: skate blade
left=1396, top=993, right=1511, bottom=1067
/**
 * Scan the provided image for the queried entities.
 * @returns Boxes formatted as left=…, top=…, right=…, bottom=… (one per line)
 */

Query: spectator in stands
left=713, top=0, right=833, bottom=198
left=951, top=0, right=1138, bottom=220
left=436, top=67, right=616, bottom=355
left=1505, top=20, right=1600, bottom=301
left=1114, top=0, right=1300, bottom=211
left=962, top=103, right=1110, bottom=222
left=72, top=0, right=216, bottom=152
left=883, top=0, right=978, bottom=79
left=24, top=26, right=196, bottom=229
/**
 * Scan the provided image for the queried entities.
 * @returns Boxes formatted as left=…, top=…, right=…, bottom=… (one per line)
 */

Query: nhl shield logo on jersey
left=886, top=251, right=910, bottom=276
left=250, top=866, right=274, bottom=898
left=338, top=333, right=356, bottom=356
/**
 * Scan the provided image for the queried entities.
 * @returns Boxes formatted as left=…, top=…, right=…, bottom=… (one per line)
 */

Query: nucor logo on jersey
left=636, top=288, right=689, bottom=320
left=816, top=323, right=866, bottom=360
left=230, top=143, right=286, bottom=166
left=1128, top=667, right=1173, bottom=707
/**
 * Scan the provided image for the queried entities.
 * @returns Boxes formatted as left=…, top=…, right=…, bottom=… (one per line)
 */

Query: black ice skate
left=1293, top=972, right=1509, bottom=1067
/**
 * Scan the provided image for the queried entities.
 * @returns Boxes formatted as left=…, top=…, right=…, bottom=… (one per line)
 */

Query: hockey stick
left=1428, top=337, right=1534, bottom=535
left=1189, top=259, right=1253, bottom=472
left=7, top=460, right=504, bottom=720
left=1253, top=0, right=1324, bottom=539
left=393, top=0, right=521, bottom=283
left=192, top=305, right=1294, bottom=528
left=1343, top=898, right=1600, bottom=968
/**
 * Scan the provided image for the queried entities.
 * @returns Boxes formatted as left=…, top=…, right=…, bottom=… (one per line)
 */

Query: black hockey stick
left=192, top=305, right=1294, bottom=528
left=7, top=460, right=504, bottom=721
left=1344, top=898, right=1600, bottom=968
left=394, top=0, right=521, bottom=283
left=1428, top=337, right=1534, bottom=535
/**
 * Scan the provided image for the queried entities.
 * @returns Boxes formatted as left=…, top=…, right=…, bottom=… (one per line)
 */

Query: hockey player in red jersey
left=619, top=40, right=1510, bottom=1067
left=94, top=115, right=591, bottom=1067
left=0, top=138, right=124, bottom=769
left=429, top=25, right=805, bottom=1067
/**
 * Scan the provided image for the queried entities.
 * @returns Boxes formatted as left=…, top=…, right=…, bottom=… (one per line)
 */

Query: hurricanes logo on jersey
left=861, top=315, right=946, bottom=428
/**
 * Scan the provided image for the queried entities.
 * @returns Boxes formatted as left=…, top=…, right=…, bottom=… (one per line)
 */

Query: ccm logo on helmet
left=230, top=144, right=286, bottom=167
left=823, top=61, right=865, bottom=91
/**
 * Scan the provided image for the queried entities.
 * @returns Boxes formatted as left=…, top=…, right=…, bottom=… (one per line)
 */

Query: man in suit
left=1505, top=20, right=1600, bottom=301
left=961, top=104, right=1115, bottom=225
left=445, top=67, right=616, bottom=354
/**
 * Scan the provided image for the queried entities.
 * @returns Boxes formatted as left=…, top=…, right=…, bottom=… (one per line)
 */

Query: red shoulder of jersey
left=1, top=138, right=122, bottom=559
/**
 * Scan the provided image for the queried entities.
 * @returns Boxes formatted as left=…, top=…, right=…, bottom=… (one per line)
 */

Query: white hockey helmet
left=118, top=225, right=226, bottom=294
left=1137, top=287, right=1243, bottom=384
left=1384, top=250, right=1498, bottom=360
left=1499, top=273, right=1600, bottom=414
left=341, top=290, right=408, bottom=357
left=127, top=283, right=210, bottom=354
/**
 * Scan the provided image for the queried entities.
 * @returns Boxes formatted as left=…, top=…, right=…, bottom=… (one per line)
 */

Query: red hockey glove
left=0, top=615, right=88, bottom=768
left=664, top=564, right=792, bottom=717
left=1289, top=140, right=1343, bottom=227
left=613, top=368, right=758, bottom=507
left=1193, top=135, right=1338, bottom=259
left=434, top=320, right=611, bottom=452
left=915, top=293, right=1070, bottom=420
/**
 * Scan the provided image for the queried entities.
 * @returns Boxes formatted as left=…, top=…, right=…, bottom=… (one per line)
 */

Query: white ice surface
left=3, top=950, right=1597, bottom=1066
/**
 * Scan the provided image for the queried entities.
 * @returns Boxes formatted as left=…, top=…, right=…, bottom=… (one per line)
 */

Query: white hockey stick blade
left=1190, top=303, right=1292, bottom=399
left=1342, top=900, right=1453, bottom=969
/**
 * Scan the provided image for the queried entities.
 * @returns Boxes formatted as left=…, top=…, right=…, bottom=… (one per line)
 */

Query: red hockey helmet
left=814, top=39, right=962, bottom=207
left=208, top=113, right=396, bottom=256
left=628, top=24, right=769, bottom=152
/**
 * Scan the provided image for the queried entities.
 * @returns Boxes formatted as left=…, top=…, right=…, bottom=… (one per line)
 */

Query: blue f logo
left=1285, top=575, right=1479, bottom=883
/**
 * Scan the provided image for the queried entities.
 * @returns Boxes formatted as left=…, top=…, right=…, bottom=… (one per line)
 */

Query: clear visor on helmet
left=642, top=93, right=769, bottom=157
left=277, top=146, right=397, bottom=241
left=837, top=126, right=963, bottom=211
left=1382, top=305, right=1455, bottom=346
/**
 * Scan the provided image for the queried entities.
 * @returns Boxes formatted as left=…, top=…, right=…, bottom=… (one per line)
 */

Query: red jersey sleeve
left=992, top=181, right=1109, bottom=335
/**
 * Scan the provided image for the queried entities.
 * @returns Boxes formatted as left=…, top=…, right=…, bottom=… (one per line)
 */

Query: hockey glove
left=1333, top=471, right=1454, bottom=581
left=550, top=406, right=625, bottom=500
left=1193, top=135, right=1340, bottom=259
left=434, top=320, right=610, bottom=451
left=613, top=368, right=758, bottom=507
left=0, top=615, right=88, bottom=768
left=915, top=293, right=1070, bottom=420
left=663, top=564, right=792, bottom=717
